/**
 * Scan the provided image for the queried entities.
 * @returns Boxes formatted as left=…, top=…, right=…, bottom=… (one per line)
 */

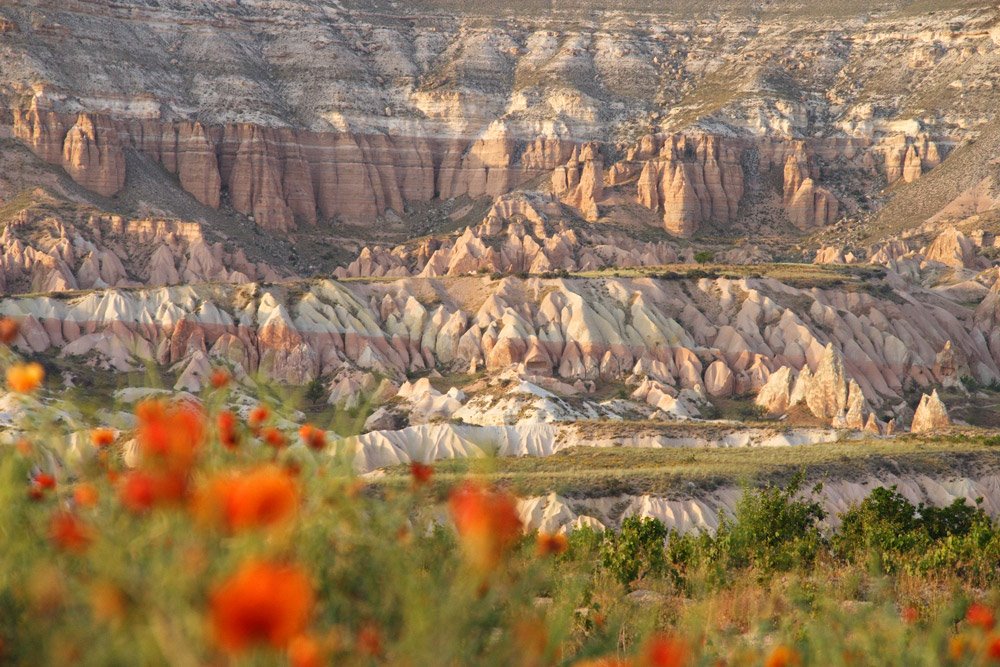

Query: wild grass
left=379, top=436, right=1000, bottom=498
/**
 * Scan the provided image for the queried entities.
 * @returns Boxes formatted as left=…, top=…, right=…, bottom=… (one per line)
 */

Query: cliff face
left=0, top=0, right=989, bottom=236
left=12, top=104, right=573, bottom=230
left=7, top=101, right=948, bottom=234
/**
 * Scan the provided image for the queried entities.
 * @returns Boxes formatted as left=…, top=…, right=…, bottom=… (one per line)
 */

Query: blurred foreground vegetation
left=1, top=359, right=1000, bottom=665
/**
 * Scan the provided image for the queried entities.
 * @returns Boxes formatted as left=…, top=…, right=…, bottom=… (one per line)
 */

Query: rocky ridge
left=2, top=271, right=995, bottom=432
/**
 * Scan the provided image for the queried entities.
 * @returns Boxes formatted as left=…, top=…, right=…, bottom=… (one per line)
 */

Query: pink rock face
left=335, top=193, right=681, bottom=278
left=882, top=134, right=943, bottom=186
left=14, top=107, right=125, bottom=197
left=63, top=114, right=125, bottom=196
left=174, top=122, right=222, bottom=209
left=632, top=133, right=743, bottom=238
left=782, top=150, right=838, bottom=230
left=552, top=144, right=604, bottom=221
left=0, top=208, right=284, bottom=294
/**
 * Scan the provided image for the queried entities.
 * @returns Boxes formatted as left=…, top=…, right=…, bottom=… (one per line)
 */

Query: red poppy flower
left=34, top=473, right=56, bottom=490
left=288, top=635, right=323, bottom=667
left=91, top=428, right=116, bottom=448
left=988, top=635, right=1000, bottom=661
left=643, top=635, right=689, bottom=667
left=968, top=603, right=996, bottom=631
left=410, top=462, right=433, bottom=487
left=248, top=405, right=270, bottom=430
left=193, top=466, right=298, bottom=533
left=210, top=368, right=231, bottom=389
left=49, top=512, right=92, bottom=553
left=449, top=482, right=522, bottom=573
left=217, top=411, right=240, bottom=450
left=210, top=560, right=314, bottom=653
left=262, top=427, right=287, bottom=450
left=298, top=424, right=326, bottom=452
left=0, top=317, right=20, bottom=344
left=536, top=532, right=569, bottom=557
left=73, top=483, right=99, bottom=508
left=764, top=645, right=801, bottom=667
left=357, top=623, right=383, bottom=658
left=135, top=399, right=204, bottom=476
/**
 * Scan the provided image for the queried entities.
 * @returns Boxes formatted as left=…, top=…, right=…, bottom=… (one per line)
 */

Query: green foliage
left=719, top=473, right=826, bottom=572
left=693, top=251, right=714, bottom=264
left=834, top=486, right=926, bottom=572
left=833, top=486, right=995, bottom=576
left=304, top=376, right=326, bottom=404
left=600, top=517, right=668, bottom=585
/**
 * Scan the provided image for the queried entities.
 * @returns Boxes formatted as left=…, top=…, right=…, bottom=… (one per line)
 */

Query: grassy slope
left=380, top=436, right=1000, bottom=498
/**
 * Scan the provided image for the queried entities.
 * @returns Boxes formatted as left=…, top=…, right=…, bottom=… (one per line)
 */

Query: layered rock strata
left=3, top=274, right=997, bottom=430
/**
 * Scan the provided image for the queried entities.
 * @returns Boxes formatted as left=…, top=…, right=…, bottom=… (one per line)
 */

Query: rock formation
left=911, top=390, right=950, bottom=433
left=632, top=134, right=743, bottom=237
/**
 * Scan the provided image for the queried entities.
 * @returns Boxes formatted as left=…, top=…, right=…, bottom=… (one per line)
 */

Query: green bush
left=694, top=251, right=714, bottom=264
left=600, top=517, right=668, bottom=585
left=833, top=486, right=926, bottom=572
left=720, top=472, right=826, bottom=572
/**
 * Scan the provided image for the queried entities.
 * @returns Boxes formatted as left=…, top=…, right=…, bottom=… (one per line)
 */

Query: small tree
left=693, top=251, right=714, bottom=264
left=833, top=486, right=925, bottom=572
left=305, top=377, right=326, bottom=405
left=722, top=472, right=826, bottom=572
left=600, top=517, right=668, bottom=585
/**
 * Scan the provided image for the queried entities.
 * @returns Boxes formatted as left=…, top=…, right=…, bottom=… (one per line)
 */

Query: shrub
left=921, top=497, right=988, bottom=540
left=833, top=486, right=925, bottom=572
left=719, top=472, right=826, bottom=572
left=304, top=376, right=326, bottom=404
left=600, top=516, right=668, bottom=585
left=694, top=251, right=714, bottom=264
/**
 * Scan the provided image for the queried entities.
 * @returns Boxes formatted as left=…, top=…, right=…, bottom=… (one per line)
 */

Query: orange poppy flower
left=91, top=428, right=116, bottom=448
left=536, top=532, right=569, bottom=557
left=248, top=405, right=270, bottom=430
left=74, top=483, right=99, bottom=508
left=210, top=368, right=231, bottom=389
left=642, top=635, right=689, bottom=667
left=7, top=362, right=44, bottom=393
left=298, top=424, right=326, bottom=452
left=410, top=462, right=433, bottom=487
left=449, top=481, right=522, bottom=573
left=968, top=603, right=996, bottom=631
left=988, top=635, right=1000, bottom=661
left=49, top=512, right=92, bottom=553
left=764, top=646, right=801, bottom=667
left=34, top=473, right=56, bottom=491
left=0, top=317, right=20, bottom=344
left=218, top=411, right=240, bottom=450
left=901, top=606, right=919, bottom=624
left=210, top=560, right=314, bottom=653
left=193, top=466, right=298, bottom=532
left=288, top=635, right=323, bottom=667
left=262, top=427, right=287, bottom=449
left=90, top=581, right=127, bottom=624
left=118, top=470, right=171, bottom=513
left=949, top=635, right=969, bottom=661
left=135, top=399, right=204, bottom=476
